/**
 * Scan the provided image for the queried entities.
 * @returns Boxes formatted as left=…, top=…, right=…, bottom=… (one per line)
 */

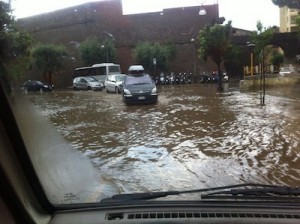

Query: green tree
left=251, top=21, right=274, bottom=69
left=296, top=16, right=300, bottom=27
left=198, top=21, right=232, bottom=92
left=5, top=31, right=33, bottom=81
left=79, top=37, right=116, bottom=65
left=133, top=42, right=176, bottom=74
left=272, top=0, right=300, bottom=9
left=0, top=1, right=13, bottom=62
left=0, top=1, right=33, bottom=89
left=31, top=44, right=68, bottom=85
left=224, top=45, right=243, bottom=79
left=296, top=15, right=300, bottom=35
left=272, top=52, right=284, bottom=67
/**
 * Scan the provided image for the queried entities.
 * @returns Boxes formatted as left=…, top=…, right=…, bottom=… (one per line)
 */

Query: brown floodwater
left=21, top=82, right=300, bottom=199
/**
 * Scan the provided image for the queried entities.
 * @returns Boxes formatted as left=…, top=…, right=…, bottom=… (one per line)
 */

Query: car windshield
left=85, top=77, right=98, bottom=82
left=36, top=81, right=44, bottom=85
left=125, top=75, right=152, bottom=85
left=108, top=65, right=121, bottom=73
left=115, top=75, right=124, bottom=81
left=3, top=0, right=300, bottom=208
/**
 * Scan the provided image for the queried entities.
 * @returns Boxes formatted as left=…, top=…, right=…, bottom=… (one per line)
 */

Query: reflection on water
left=25, top=83, right=300, bottom=195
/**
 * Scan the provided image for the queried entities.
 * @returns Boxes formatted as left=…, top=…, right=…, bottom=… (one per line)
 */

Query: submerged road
left=20, top=83, right=300, bottom=202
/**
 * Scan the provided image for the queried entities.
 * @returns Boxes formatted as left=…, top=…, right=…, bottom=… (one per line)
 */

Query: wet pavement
left=22, top=83, right=300, bottom=197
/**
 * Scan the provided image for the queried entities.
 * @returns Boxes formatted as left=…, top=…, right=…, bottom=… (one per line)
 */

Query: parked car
left=279, top=65, right=295, bottom=76
left=21, top=80, right=54, bottom=92
left=104, top=74, right=125, bottom=93
left=73, top=76, right=104, bottom=91
left=122, top=65, right=158, bottom=105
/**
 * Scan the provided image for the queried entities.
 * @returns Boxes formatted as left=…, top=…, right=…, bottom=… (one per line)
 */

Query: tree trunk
left=48, top=71, right=52, bottom=85
left=217, top=62, right=223, bottom=92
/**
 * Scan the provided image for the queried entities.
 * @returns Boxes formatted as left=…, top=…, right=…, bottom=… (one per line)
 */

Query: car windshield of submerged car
left=24, top=80, right=43, bottom=85
left=35, top=81, right=44, bottom=85
left=85, top=77, right=98, bottom=82
left=115, top=75, right=124, bottom=82
left=125, top=75, right=153, bottom=85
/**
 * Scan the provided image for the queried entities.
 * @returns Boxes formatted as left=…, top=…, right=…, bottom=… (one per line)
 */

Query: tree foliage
left=224, top=45, right=243, bottom=79
left=198, top=21, right=232, bottom=91
left=297, top=16, right=300, bottom=27
left=31, top=44, right=68, bottom=84
left=79, top=37, right=116, bottom=65
left=272, top=0, right=300, bottom=9
left=133, top=42, right=176, bottom=74
left=0, top=0, right=33, bottom=89
left=272, top=52, right=284, bottom=66
left=5, top=31, right=33, bottom=81
left=0, top=1, right=13, bottom=61
left=295, top=14, right=300, bottom=40
left=251, top=21, right=275, bottom=63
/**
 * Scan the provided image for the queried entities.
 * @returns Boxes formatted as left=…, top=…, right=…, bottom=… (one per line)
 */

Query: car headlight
left=123, top=89, right=131, bottom=95
left=151, top=87, right=157, bottom=94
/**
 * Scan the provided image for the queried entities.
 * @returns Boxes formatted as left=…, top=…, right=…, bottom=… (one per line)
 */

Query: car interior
left=1, top=79, right=300, bottom=224
left=1, top=1, right=300, bottom=223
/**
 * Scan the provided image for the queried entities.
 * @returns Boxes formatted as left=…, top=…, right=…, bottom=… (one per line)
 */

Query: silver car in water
left=104, top=74, right=125, bottom=93
left=73, top=76, right=104, bottom=91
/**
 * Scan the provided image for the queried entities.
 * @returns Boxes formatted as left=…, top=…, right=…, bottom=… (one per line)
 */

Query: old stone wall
left=17, top=0, right=220, bottom=87
left=240, top=74, right=300, bottom=90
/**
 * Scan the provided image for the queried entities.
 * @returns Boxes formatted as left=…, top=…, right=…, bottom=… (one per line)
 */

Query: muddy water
left=25, top=83, right=300, bottom=195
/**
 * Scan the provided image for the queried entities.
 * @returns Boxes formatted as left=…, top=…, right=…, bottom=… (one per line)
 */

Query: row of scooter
left=153, top=72, right=193, bottom=85
left=200, top=72, right=229, bottom=83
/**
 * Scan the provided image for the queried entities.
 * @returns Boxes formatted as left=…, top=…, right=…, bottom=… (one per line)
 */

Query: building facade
left=280, top=6, right=300, bottom=32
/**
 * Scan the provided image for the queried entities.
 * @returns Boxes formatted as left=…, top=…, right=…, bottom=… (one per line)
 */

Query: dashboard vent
left=123, top=211, right=300, bottom=220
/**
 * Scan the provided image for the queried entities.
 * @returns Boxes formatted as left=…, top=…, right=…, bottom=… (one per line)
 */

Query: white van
left=73, top=63, right=124, bottom=85
left=91, top=63, right=124, bottom=84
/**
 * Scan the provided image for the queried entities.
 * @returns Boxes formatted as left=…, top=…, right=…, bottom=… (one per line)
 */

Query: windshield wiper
left=201, top=185, right=300, bottom=200
left=101, top=183, right=300, bottom=202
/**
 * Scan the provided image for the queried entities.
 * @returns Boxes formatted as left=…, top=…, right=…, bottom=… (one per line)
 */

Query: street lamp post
left=102, top=31, right=115, bottom=63
left=261, top=47, right=266, bottom=106
left=153, top=57, right=157, bottom=77
left=103, top=31, right=115, bottom=41
left=199, top=4, right=206, bottom=15
left=247, top=42, right=255, bottom=76
left=190, top=38, right=196, bottom=82
left=101, top=45, right=108, bottom=62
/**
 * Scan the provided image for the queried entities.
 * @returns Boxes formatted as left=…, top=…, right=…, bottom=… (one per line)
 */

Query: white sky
left=11, top=0, right=280, bottom=31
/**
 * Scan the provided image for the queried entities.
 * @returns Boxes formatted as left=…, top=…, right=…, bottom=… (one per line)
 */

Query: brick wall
left=17, top=0, right=220, bottom=87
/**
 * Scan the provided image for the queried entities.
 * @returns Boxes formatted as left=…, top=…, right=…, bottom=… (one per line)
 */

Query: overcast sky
left=11, top=0, right=280, bottom=31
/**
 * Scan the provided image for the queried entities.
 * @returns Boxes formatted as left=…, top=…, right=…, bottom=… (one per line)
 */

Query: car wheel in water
left=87, top=86, right=91, bottom=91
left=115, top=86, right=119, bottom=94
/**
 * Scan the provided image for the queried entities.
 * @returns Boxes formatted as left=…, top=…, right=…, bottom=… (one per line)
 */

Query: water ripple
left=25, top=84, right=300, bottom=192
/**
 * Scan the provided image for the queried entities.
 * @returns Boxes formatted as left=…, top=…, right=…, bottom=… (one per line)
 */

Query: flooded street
left=25, top=83, right=300, bottom=195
